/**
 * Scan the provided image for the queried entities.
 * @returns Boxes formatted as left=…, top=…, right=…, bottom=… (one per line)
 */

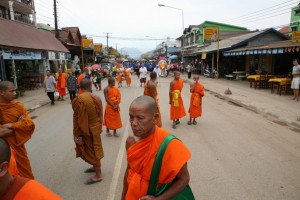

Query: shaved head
left=80, top=78, right=92, bottom=90
left=150, top=72, right=157, bottom=79
left=130, top=96, right=157, bottom=115
left=0, top=138, right=11, bottom=164
left=108, top=77, right=115, bottom=85
left=0, top=81, right=14, bottom=91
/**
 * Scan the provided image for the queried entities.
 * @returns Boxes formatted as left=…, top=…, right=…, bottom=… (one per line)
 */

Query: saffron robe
left=170, top=79, right=186, bottom=120
left=189, top=82, right=204, bottom=118
left=1, top=176, right=62, bottom=200
left=117, top=71, right=123, bottom=84
left=103, top=86, right=122, bottom=130
left=9, top=147, right=19, bottom=176
left=124, top=69, right=131, bottom=85
left=125, top=127, right=191, bottom=199
left=77, top=74, right=85, bottom=94
left=144, top=81, right=162, bottom=128
left=57, top=73, right=67, bottom=96
left=72, top=93, right=104, bottom=165
left=0, top=101, right=35, bottom=179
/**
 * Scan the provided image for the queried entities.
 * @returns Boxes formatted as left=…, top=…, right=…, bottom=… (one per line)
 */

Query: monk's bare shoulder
left=126, top=136, right=136, bottom=151
left=91, top=93, right=102, bottom=103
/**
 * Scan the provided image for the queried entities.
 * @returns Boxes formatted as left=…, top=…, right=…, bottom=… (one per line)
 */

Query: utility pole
left=54, top=0, right=59, bottom=39
left=103, top=32, right=112, bottom=55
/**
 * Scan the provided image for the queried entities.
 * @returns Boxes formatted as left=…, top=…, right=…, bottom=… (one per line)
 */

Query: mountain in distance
left=121, top=48, right=142, bottom=59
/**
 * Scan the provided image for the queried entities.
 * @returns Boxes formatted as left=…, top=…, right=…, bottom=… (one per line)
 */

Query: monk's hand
left=0, top=126, right=13, bottom=136
left=139, top=195, right=156, bottom=200
left=126, top=136, right=136, bottom=150
left=2, top=123, right=13, bottom=129
left=18, top=115, right=25, bottom=122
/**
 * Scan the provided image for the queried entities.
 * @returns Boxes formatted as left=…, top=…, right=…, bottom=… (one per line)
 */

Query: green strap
left=147, top=134, right=177, bottom=196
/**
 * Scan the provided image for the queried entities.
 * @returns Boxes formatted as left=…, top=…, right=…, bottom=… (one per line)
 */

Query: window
left=291, top=26, right=298, bottom=32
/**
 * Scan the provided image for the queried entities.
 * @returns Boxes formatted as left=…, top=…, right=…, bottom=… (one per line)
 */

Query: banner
left=204, top=28, right=218, bottom=43
left=94, top=43, right=103, bottom=52
left=82, top=38, right=93, bottom=50
left=292, top=31, right=300, bottom=43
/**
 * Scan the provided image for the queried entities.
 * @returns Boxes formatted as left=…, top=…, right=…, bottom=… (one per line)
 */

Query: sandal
left=193, top=121, right=197, bottom=125
left=106, top=133, right=113, bottom=137
left=85, top=177, right=102, bottom=185
left=187, top=121, right=192, bottom=125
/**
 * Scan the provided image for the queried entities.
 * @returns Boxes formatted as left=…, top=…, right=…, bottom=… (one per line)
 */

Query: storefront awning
left=0, top=18, right=69, bottom=52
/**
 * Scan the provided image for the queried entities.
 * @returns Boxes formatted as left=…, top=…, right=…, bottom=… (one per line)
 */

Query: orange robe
left=57, top=73, right=66, bottom=96
left=72, top=93, right=104, bottom=165
left=189, top=82, right=204, bottom=118
left=0, top=101, right=35, bottom=179
left=117, top=71, right=123, bottom=84
left=125, top=127, right=191, bottom=199
left=2, top=176, right=62, bottom=200
left=144, top=81, right=162, bottom=128
left=9, top=147, right=19, bottom=176
left=170, top=79, right=186, bottom=120
left=103, top=86, right=122, bottom=130
left=77, top=74, right=85, bottom=94
left=124, top=69, right=131, bottom=85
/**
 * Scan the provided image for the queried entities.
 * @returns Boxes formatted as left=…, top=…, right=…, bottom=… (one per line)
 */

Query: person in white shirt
left=291, top=59, right=300, bottom=101
left=153, top=65, right=161, bottom=85
left=44, top=70, right=57, bottom=105
left=139, top=64, right=148, bottom=87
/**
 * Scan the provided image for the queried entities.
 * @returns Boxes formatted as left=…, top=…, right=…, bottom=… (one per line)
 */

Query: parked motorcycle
left=204, top=68, right=217, bottom=78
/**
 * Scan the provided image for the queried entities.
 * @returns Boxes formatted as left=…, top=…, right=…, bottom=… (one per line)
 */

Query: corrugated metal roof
left=0, top=18, right=69, bottom=52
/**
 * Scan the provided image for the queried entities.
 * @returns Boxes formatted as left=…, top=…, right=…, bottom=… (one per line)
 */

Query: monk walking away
left=72, top=79, right=104, bottom=185
left=169, top=71, right=186, bottom=129
left=0, top=81, right=35, bottom=179
left=188, top=75, right=205, bottom=125
left=0, top=138, right=62, bottom=199
left=144, top=72, right=162, bottom=128
left=56, top=69, right=67, bottom=101
left=103, top=78, right=122, bottom=137
left=121, top=96, right=194, bottom=200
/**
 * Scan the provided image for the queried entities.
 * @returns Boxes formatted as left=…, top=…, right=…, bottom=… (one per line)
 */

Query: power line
left=238, top=10, right=291, bottom=25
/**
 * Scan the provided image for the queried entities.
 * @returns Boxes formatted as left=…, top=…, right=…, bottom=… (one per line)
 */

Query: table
left=232, top=71, right=247, bottom=80
left=268, top=78, right=292, bottom=95
left=247, top=75, right=274, bottom=89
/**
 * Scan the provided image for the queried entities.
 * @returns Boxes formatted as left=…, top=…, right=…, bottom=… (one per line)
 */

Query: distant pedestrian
left=188, top=75, right=204, bottom=125
left=96, top=70, right=102, bottom=90
left=44, top=70, right=56, bottom=105
left=153, top=65, right=161, bottom=85
left=56, top=69, right=67, bottom=101
left=139, top=64, right=147, bottom=87
left=291, top=59, right=300, bottom=101
left=67, top=72, right=77, bottom=103
left=186, top=62, right=192, bottom=79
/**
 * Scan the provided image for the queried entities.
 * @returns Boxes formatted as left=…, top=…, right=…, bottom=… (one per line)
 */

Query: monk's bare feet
left=106, top=132, right=112, bottom=137
left=126, top=136, right=136, bottom=150
left=113, top=133, right=120, bottom=137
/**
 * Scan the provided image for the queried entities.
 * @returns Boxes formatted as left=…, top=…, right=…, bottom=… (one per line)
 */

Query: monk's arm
left=190, top=83, right=194, bottom=93
left=141, top=164, right=190, bottom=200
left=169, top=82, right=173, bottom=104
left=149, top=84, right=156, bottom=99
left=121, top=165, right=129, bottom=200
left=103, top=88, right=115, bottom=107
left=0, top=127, right=14, bottom=137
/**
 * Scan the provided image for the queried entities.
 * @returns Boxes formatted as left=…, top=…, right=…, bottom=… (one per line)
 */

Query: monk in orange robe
left=0, top=81, right=35, bottom=179
left=144, top=72, right=162, bottom=127
left=56, top=69, right=67, bottom=100
left=169, top=71, right=186, bottom=129
left=116, top=66, right=124, bottom=88
left=77, top=68, right=90, bottom=95
left=103, top=78, right=122, bottom=137
left=124, top=66, right=132, bottom=87
left=121, top=96, right=191, bottom=200
left=72, top=79, right=104, bottom=185
left=0, top=138, right=62, bottom=199
left=188, top=76, right=205, bottom=125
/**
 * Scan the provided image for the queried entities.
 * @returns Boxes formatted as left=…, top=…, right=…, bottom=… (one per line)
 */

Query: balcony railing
left=14, top=14, right=34, bottom=25
left=15, top=0, right=34, bottom=8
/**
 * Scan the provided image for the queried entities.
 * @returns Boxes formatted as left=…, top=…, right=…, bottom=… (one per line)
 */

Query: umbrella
left=90, top=64, right=100, bottom=70
left=169, top=55, right=178, bottom=60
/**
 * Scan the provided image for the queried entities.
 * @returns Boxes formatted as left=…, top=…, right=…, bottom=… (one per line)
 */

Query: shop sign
left=82, top=39, right=93, bottom=50
left=2, top=50, right=42, bottom=60
left=204, top=28, right=218, bottom=43
left=94, top=43, right=103, bottom=52
left=292, top=31, right=300, bottom=43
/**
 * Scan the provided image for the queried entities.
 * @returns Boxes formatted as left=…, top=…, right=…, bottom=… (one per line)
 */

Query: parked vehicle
left=99, top=62, right=113, bottom=77
left=204, top=67, right=217, bottom=78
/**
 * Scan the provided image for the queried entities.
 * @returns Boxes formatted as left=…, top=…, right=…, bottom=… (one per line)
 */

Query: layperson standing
left=44, top=70, right=56, bottom=105
left=0, top=81, right=35, bottom=179
left=169, top=71, right=186, bottom=129
left=291, top=59, right=300, bottom=101
left=103, top=78, right=122, bottom=137
left=121, top=96, right=193, bottom=200
left=72, top=79, right=104, bottom=185
left=0, top=138, right=62, bottom=199
left=188, top=75, right=205, bottom=125
left=144, top=72, right=162, bottom=127
left=139, top=64, right=148, bottom=87
left=67, top=72, right=77, bottom=103
left=56, top=69, right=67, bottom=101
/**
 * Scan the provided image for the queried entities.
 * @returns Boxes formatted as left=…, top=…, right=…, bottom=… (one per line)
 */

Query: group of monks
left=115, top=64, right=132, bottom=88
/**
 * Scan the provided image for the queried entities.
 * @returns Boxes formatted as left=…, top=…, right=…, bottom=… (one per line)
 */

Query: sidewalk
left=17, top=74, right=300, bottom=129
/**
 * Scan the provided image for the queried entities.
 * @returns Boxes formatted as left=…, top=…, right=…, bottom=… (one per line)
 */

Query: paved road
left=27, top=74, right=300, bottom=200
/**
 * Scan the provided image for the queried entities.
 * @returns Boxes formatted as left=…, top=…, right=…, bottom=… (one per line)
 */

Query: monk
left=144, top=72, right=162, bottom=128
left=116, top=65, right=124, bottom=88
left=77, top=68, right=89, bottom=95
left=124, top=66, right=132, bottom=87
left=169, top=71, right=186, bottom=129
left=103, top=78, right=122, bottom=137
left=121, top=96, right=192, bottom=200
left=72, top=79, right=104, bottom=185
left=188, top=76, right=205, bottom=125
left=56, top=69, right=67, bottom=101
left=0, top=138, right=62, bottom=199
left=0, top=81, right=35, bottom=179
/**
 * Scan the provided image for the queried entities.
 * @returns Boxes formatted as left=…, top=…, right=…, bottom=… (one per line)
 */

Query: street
left=27, top=74, right=300, bottom=200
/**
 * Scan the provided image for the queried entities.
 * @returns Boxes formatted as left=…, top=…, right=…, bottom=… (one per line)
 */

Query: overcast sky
left=35, top=0, right=296, bottom=53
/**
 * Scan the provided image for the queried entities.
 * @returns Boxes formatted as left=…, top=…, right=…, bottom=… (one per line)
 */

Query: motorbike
left=204, top=68, right=217, bottom=78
